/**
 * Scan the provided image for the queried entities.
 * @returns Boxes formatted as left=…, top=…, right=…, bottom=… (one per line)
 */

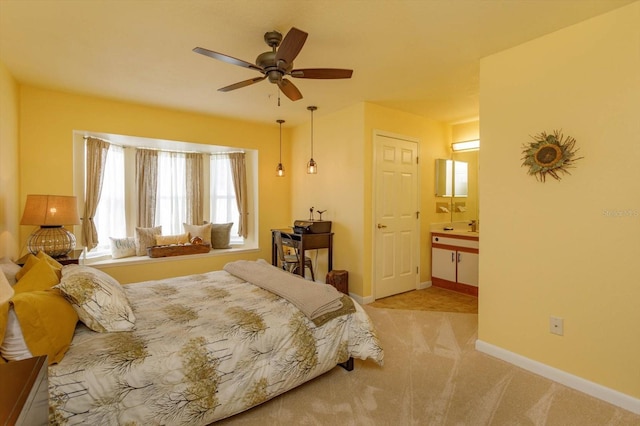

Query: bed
left=47, top=260, right=384, bottom=425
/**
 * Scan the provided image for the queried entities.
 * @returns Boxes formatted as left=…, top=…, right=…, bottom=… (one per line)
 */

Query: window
left=92, top=144, right=126, bottom=254
left=210, top=154, right=241, bottom=243
left=74, top=132, right=258, bottom=259
left=155, top=151, right=187, bottom=235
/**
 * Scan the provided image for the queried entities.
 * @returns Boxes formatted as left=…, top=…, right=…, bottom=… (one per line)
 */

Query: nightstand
left=55, top=249, right=84, bottom=266
left=0, top=355, right=49, bottom=426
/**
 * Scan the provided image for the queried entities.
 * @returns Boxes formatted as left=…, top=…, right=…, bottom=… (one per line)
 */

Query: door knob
left=377, top=224, right=387, bottom=229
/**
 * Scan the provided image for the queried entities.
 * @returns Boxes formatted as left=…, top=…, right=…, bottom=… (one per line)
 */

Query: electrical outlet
left=550, top=316, right=564, bottom=336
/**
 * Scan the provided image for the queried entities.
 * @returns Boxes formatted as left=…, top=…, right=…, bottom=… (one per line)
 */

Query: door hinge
left=416, top=211, right=420, bottom=219
left=416, top=266, right=419, bottom=274
left=416, top=156, right=419, bottom=164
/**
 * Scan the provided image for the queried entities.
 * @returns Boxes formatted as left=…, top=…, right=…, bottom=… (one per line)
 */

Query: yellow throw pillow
left=36, top=251, right=63, bottom=280
left=15, top=254, right=39, bottom=281
left=10, top=289, right=78, bottom=364
left=12, top=259, right=60, bottom=294
left=155, top=233, right=190, bottom=246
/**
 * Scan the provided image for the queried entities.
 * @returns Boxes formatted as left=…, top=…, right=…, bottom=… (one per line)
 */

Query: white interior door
left=374, top=132, right=419, bottom=299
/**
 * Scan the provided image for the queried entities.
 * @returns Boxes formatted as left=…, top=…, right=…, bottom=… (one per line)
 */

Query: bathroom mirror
left=435, top=159, right=468, bottom=197
left=451, top=150, right=479, bottom=223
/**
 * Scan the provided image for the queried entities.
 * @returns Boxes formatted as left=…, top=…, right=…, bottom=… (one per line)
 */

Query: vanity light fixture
left=276, top=119, right=285, bottom=177
left=306, top=106, right=317, bottom=174
left=452, top=139, right=480, bottom=152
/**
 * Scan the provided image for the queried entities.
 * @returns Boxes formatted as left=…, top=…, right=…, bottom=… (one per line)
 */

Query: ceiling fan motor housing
left=256, top=51, right=293, bottom=83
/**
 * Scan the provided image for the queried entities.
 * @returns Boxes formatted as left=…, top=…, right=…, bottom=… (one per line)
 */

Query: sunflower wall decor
left=521, top=130, right=583, bottom=182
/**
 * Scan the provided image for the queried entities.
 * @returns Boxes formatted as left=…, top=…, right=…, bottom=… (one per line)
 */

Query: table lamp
left=20, top=194, right=81, bottom=257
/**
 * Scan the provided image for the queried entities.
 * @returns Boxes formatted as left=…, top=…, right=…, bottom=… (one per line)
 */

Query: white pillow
left=109, top=237, right=137, bottom=259
left=1, top=257, right=21, bottom=286
left=0, top=308, right=33, bottom=361
left=55, top=265, right=136, bottom=333
left=183, top=223, right=212, bottom=246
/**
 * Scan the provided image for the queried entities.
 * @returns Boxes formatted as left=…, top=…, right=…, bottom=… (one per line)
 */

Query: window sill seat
left=82, top=246, right=259, bottom=269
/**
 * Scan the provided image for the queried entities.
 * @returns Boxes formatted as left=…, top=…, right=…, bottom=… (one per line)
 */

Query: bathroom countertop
left=432, top=229, right=479, bottom=238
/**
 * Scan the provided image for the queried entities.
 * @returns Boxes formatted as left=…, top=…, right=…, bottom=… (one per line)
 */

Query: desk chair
left=274, top=230, right=315, bottom=281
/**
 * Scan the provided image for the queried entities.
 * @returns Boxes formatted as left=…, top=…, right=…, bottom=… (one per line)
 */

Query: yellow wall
left=479, top=2, right=640, bottom=399
left=17, top=85, right=292, bottom=282
left=290, top=103, right=366, bottom=292
left=289, top=102, right=448, bottom=298
left=0, top=62, right=20, bottom=259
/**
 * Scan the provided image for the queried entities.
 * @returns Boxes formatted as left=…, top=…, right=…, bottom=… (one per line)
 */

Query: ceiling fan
left=193, top=27, right=353, bottom=101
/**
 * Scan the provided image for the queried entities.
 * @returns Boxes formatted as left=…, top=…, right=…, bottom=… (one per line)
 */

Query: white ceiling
left=0, top=0, right=633, bottom=127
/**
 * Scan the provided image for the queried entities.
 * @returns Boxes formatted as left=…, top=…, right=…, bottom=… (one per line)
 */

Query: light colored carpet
left=215, top=306, right=639, bottom=425
left=369, top=286, right=478, bottom=314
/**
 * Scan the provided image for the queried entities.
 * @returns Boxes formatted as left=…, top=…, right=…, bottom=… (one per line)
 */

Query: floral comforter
left=48, top=270, right=383, bottom=425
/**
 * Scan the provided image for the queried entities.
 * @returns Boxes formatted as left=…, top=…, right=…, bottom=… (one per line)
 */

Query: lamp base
left=27, top=226, right=76, bottom=258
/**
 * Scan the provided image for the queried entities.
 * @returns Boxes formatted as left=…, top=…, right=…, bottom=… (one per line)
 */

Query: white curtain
left=155, top=151, right=187, bottom=234
left=210, top=155, right=240, bottom=238
left=93, top=145, right=126, bottom=252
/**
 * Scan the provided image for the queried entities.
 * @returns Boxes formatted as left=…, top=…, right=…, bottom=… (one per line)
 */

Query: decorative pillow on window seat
left=110, top=236, right=137, bottom=259
left=155, top=233, right=190, bottom=246
left=135, top=226, right=162, bottom=256
left=211, top=222, right=234, bottom=248
left=183, top=223, right=212, bottom=246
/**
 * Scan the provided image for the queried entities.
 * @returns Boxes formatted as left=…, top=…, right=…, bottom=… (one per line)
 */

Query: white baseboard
left=475, top=340, right=640, bottom=415
left=418, top=280, right=432, bottom=290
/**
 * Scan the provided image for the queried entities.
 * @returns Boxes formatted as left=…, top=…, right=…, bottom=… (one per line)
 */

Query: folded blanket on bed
left=224, top=259, right=344, bottom=321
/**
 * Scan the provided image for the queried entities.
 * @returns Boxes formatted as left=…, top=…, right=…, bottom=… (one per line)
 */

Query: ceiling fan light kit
left=307, top=106, right=318, bottom=174
left=276, top=119, right=285, bottom=177
left=193, top=27, right=353, bottom=101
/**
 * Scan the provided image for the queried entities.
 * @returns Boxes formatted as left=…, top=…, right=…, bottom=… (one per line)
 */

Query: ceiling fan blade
left=193, top=47, right=263, bottom=72
left=277, top=79, right=303, bottom=101
left=275, top=27, right=308, bottom=65
left=218, top=76, right=267, bottom=92
left=290, top=68, right=353, bottom=79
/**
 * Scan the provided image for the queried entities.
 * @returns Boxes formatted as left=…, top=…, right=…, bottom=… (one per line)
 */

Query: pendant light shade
left=307, top=106, right=317, bottom=174
left=276, top=119, right=285, bottom=177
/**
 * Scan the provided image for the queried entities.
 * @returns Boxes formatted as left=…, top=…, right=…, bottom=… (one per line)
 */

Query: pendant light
left=276, top=119, right=285, bottom=177
left=307, top=106, right=317, bottom=174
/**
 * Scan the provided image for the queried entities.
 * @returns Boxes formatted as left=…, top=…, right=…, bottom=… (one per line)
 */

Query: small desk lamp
left=20, top=194, right=81, bottom=258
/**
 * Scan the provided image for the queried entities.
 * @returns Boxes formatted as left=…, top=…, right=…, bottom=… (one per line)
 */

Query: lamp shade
left=20, top=195, right=80, bottom=226
left=0, top=272, right=14, bottom=304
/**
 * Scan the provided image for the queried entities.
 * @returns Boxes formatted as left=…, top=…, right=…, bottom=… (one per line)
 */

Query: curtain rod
left=83, top=136, right=243, bottom=156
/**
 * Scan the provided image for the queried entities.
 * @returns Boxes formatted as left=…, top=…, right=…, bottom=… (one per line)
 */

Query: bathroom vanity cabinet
left=431, top=232, right=479, bottom=296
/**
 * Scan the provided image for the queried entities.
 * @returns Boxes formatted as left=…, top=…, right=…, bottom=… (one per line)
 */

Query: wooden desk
left=271, top=229, right=333, bottom=277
